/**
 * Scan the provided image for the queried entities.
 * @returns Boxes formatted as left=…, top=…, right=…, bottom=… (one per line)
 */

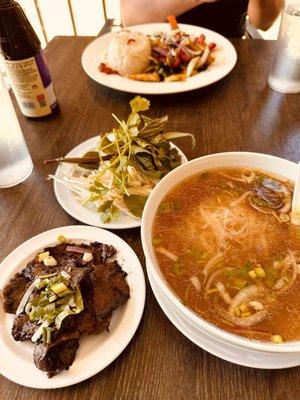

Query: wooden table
left=1, top=30, right=300, bottom=400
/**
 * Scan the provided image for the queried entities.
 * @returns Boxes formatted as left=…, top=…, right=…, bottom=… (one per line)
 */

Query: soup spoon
left=291, top=161, right=300, bottom=245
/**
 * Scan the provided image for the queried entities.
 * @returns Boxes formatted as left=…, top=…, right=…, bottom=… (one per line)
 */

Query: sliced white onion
left=230, top=191, right=250, bottom=207
left=273, top=277, right=286, bottom=290
left=215, top=281, right=231, bottom=304
left=186, top=56, right=200, bottom=78
left=189, top=276, right=201, bottom=292
left=219, top=307, right=268, bottom=327
left=156, top=247, right=178, bottom=262
left=228, top=284, right=262, bottom=315
left=203, top=252, right=223, bottom=277
left=31, top=320, right=49, bottom=343
left=16, top=278, right=41, bottom=315
left=197, top=46, right=210, bottom=68
left=249, top=301, right=264, bottom=311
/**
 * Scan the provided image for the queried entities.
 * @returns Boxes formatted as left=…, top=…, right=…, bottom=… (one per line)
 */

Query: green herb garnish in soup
left=152, top=167, right=299, bottom=343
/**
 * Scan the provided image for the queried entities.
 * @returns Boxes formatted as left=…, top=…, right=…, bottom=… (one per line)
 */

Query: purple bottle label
left=34, top=52, right=52, bottom=88
left=4, top=52, right=58, bottom=117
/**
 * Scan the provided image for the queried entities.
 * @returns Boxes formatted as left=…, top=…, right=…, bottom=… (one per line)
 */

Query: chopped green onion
left=57, top=234, right=67, bottom=243
left=152, top=237, right=164, bottom=246
left=51, top=282, right=68, bottom=294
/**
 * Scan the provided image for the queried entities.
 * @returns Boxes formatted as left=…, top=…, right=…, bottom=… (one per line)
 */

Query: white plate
left=0, top=225, right=145, bottom=389
left=147, top=266, right=300, bottom=369
left=81, top=23, right=237, bottom=94
left=54, top=136, right=188, bottom=229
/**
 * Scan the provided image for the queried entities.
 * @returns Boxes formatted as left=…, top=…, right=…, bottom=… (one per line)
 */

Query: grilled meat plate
left=2, top=241, right=130, bottom=378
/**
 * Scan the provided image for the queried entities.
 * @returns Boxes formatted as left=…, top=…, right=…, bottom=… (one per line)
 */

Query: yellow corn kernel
left=241, top=312, right=251, bottom=318
left=272, top=335, right=283, bottom=344
left=206, top=288, right=218, bottom=294
left=248, top=270, right=257, bottom=279
left=235, top=308, right=241, bottom=317
left=254, top=267, right=266, bottom=278
left=239, top=303, right=248, bottom=313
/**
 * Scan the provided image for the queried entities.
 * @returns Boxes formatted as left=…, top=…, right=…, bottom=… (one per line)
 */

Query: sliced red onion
left=152, top=46, right=168, bottom=56
left=66, top=245, right=91, bottom=254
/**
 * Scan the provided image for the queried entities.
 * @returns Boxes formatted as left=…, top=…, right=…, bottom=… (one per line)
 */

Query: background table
left=1, top=32, right=300, bottom=400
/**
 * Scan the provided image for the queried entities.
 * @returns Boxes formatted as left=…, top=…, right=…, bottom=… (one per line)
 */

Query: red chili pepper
left=197, top=34, right=206, bottom=45
left=178, top=48, right=191, bottom=63
left=208, top=42, right=216, bottom=51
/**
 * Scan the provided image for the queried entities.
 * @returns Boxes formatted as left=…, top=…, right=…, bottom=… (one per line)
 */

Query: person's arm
left=120, top=0, right=208, bottom=26
left=247, top=0, right=283, bottom=31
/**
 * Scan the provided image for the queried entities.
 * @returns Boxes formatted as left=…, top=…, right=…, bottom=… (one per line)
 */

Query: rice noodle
left=215, top=281, right=232, bottom=304
left=230, top=192, right=250, bottom=207
left=156, top=247, right=178, bottom=261
left=228, top=284, right=264, bottom=315
left=218, top=172, right=245, bottom=183
left=203, top=252, right=223, bottom=277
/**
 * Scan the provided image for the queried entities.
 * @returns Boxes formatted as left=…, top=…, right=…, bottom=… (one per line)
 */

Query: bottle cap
left=0, top=0, right=14, bottom=5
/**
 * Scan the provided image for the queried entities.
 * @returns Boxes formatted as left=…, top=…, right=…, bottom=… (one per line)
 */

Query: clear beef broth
left=152, top=168, right=300, bottom=343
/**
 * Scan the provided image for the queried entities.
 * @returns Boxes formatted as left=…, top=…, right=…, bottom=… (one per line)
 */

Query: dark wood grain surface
left=1, top=32, right=300, bottom=400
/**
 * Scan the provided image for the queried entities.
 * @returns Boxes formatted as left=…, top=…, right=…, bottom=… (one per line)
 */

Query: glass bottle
left=0, top=0, right=59, bottom=118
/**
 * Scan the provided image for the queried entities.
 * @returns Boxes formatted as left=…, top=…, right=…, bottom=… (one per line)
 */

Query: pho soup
left=152, top=168, right=300, bottom=343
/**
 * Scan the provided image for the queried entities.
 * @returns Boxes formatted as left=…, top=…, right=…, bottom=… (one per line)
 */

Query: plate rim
left=0, top=225, right=146, bottom=389
left=53, top=135, right=188, bottom=229
left=81, top=22, right=237, bottom=95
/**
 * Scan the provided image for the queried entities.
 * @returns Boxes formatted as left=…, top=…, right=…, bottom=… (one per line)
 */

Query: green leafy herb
left=124, top=194, right=148, bottom=217
left=51, top=96, right=195, bottom=224
left=189, top=247, right=208, bottom=261
left=98, top=201, right=120, bottom=223
left=152, top=237, right=164, bottom=246
left=172, top=260, right=184, bottom=276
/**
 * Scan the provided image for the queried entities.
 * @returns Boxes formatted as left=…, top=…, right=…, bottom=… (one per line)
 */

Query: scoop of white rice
left=106, top=30, right=151, bottom=76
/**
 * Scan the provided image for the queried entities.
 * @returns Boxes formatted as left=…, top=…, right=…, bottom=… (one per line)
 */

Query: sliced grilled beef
left=33, top=337, right=79, bottom=378
left=90, top=261, right=130, bottom=319
left=2, top=273, right=31, bottom=314
left=12, top=313, right=37, bottom=341
left=60, top=275, right=112, bottom=337
left=2, top=241, right=130, bottom=378
left=90, top=242, right=117, bottom=263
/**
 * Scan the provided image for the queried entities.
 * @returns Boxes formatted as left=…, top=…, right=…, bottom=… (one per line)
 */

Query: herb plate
left=81, top=23, right=237, bottom=95
left=0, top=225, right=146, bottom=389
left=53, top=136, right=188, bottom=229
